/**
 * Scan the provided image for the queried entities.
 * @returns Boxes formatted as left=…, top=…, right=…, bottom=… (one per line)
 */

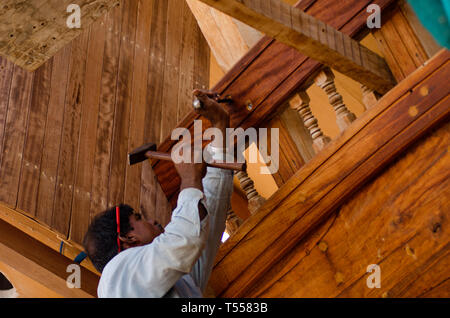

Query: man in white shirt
left=83, top=90, right=234, bottom=298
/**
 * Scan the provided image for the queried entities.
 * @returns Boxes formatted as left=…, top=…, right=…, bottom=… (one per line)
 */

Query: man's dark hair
left=83, top=204, right=134, bottom=273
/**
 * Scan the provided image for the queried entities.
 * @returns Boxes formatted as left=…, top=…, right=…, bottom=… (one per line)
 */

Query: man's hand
left=174, top=139, right=208, bottom=220
left=193, top=89, right=230, bottom=133
left=174, top=139, right=207, bottom=192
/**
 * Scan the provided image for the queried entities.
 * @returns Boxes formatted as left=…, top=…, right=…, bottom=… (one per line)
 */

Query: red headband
left=116, top=206, right=121, bottom=253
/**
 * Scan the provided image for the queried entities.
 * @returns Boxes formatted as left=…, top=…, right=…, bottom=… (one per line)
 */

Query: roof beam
left=194, top=0, right=395, bottom=94
left=0, top=217, right=99, bottom=297
left=187, top=0, right=251, bottom=72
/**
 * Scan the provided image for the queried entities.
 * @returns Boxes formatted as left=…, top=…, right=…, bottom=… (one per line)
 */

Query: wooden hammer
left=128, top=142, right=246, bottom=171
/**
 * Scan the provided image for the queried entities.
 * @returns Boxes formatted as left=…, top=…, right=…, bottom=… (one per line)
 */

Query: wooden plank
left=196, top=0, right=395, bottom=93
left=0, top=218, right=98, bottom=297
left=51, top=28, right=90, bottom=236
left=0, top=202, right=98, bottom=274
left=390, top=8, right=428, bottom=67
left=0, top=57, right=14, bottom=166
left=70, top=16, right=107, bottom=244
left=153, top=0, right=397, bottom=204
left=186, top=0, right=250, bottom=72
left=124, top=0, right=153, bottom=213
left=143, top=0, right=168, bottom=144
left=398, top=0, right=441, bottom=59
left=248, top=122, right=449, bottom=297
left=35, top=45, right=71, bottom=226
left=89, top=5, right=122, bottom=218
left=372, top=6, right=428, bottom=81
left=0, top=65, right=34, bottom=208
left=160, top=0, right=185, bottom=142
left=107, top=0, right=138, bottom=207
left=17, top=58, right=53, bottom=217
left=264, top=116, right=305, bottom=186
left=177, top=3, right=198, bottom=121
left=209, top=50, right=450, bottom=297
left=0, top=0, right=119, bottom=71
left=278, top=106, right=316, bottom=163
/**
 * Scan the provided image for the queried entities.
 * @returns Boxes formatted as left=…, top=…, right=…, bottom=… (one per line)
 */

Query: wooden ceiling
left=0, top=0, right=210, bottom=245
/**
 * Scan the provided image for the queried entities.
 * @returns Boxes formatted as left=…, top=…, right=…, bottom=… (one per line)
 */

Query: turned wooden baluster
left=236, top=170, right=266, bottom=214
left=225, top=209, right=243, bottom=235
left=290, top=90, right=331, bottom=153
left=315, top=68, right=356, bottom=132
left=361, top=85, right=381, bottom=110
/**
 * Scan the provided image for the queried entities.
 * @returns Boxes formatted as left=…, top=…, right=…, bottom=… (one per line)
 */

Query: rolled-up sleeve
left=189, top=146, right=234, bottom=292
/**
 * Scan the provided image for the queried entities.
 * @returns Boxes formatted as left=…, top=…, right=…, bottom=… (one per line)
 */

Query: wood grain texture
left=0, top=0, right=119, bottom=71
left=107, top=0, right=138, bottom=209
left=153, top=0, right=398, bottom=204
left=70, top=15, right=107, bottom=244
left=186, top=0, right=252, bottom=72
left=124, top=0, right=153, bottom=214
left=35, top=45, right=71, bottom=226
left=372, top=5, right=429, bottom=81
left=208, top=49, right=449, bottom=297
left=247, top=121, right=449, bottom=298
left=0, top=64, right=34, bottom=208
left=52, top=28, right=90, bottom=236
left=17, top=56, right=53, bottom=217
left=264, top=116, right=305, bottom=186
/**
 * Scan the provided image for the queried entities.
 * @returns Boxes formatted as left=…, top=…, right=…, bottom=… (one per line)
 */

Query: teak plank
left=17, top=57, right=53, bottom=217
left=70, top=16, right=107, bottom=244
left=35, top=45, right=71, bottom=226
left=52, top=29, right=90, bottom=236
left=197, top=0, right=395, bottom=93
left=89, top=5, right=123, bottom=218
left=160, top=0, right=185, bottom=141
left=209, top=50, right=449, bottom=297
left=0, top=57, right=14, bottom=166
left=177, top=4, right=198, bottom=121
left=108, top=0, right=138, bottom=207
left=124, top=0, right=154, bottom=212
left=0, top=65, right=34, bottom=208
left=143, top=0, right=168, bottom=144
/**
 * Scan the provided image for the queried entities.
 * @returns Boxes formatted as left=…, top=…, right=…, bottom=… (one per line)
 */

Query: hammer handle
left=146, top=151, right=245, bottom=171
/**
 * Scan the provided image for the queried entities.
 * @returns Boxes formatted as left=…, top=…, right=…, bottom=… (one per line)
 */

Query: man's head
left=83, top=204, right=164, bottom=273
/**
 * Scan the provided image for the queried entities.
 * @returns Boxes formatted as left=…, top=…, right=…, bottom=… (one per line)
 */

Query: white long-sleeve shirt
left=97, top=165, right=234, bottom=298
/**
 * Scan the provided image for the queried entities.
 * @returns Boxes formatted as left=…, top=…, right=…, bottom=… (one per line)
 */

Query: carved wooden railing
left=230, top=65, right=384, bottom=231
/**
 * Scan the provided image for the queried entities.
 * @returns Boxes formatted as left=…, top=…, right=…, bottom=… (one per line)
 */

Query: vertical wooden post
left=225, top=209, right=243, bottom=235
left=361, top=85, right=382, bottom=110
left=236, top=170, right=266, bottom=214
left=315, top=68, right=356, bottom=132
left=290, top=90, right=331, bottom=153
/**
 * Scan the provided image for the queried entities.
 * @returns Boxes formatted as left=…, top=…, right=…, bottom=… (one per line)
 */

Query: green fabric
left=408, top=0, right=450, bottom=49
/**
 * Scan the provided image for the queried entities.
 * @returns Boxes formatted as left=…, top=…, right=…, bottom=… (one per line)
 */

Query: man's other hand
left=193, top=89, right=230, bottom=131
